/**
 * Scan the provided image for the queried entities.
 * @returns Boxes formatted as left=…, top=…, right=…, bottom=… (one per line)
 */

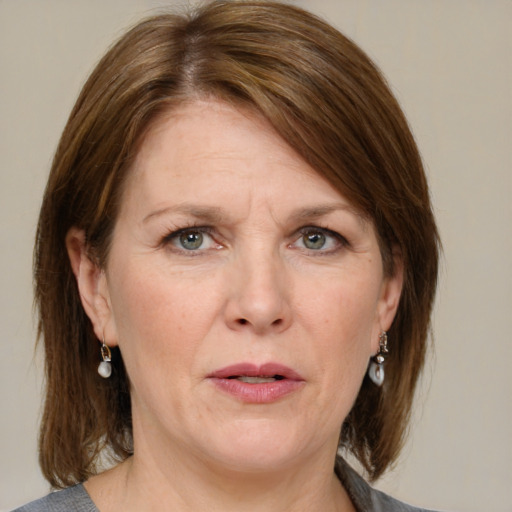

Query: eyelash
left=292, top=226, right=348, bottom=254
left=160, top=225, right=348, bottom=255
left=161, top=225, right=217, bottom=253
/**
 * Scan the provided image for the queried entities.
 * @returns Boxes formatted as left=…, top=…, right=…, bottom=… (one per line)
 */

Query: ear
left=373, top=250, right=404, bottom=350
left=66, top=227, right=117, bottom=346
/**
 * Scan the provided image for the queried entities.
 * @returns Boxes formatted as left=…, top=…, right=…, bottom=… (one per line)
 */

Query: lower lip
left=209, top=378, right=304, bottom=403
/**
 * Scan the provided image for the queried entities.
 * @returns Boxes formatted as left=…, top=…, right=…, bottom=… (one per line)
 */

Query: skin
left=67, top=99, right=402, bottom=512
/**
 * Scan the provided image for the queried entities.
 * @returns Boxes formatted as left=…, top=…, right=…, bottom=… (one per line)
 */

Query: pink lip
left=208, top=363, right=305, bottom=404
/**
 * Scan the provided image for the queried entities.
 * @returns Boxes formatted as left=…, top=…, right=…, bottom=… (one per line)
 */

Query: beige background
left=1, top=1, right=510, bottom=511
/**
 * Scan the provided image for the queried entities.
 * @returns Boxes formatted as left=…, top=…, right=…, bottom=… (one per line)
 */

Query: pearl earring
left=97, top=338, right=112, bottom=378
left=368, top=331, right=388, bottom=386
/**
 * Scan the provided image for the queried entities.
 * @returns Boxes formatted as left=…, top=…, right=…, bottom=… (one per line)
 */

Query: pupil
left=180, top=232, right=203, bottom=250
left=304, top=232, right=325, bottom=250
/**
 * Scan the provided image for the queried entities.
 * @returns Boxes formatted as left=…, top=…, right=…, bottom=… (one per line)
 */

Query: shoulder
left=365, top=487, right=439, bottom=512
left=335, top=458, right=440, bottom=512
left=11, top=484, right=98, bottom=512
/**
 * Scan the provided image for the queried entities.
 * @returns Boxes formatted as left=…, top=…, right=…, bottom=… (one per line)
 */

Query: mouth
left=209, top=362, right=303, bottom=382
left=208, top=363, right=304, bottom=403
left=228, top=375, right=285, bottom=383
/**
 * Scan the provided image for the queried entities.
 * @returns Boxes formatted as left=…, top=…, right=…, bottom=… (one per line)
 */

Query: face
left=74, top=100, right=402, bottom=474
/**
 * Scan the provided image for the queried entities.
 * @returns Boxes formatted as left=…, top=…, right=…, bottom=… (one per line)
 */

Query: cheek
left=303, top=274, right=380, bottom=343
left=300, top=274, right=381, bottom=384
left=107, top=261, right=221, bottom=379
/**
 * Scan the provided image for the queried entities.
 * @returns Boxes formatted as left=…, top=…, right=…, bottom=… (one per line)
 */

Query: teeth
left=237, top=376, right=277, bottom=384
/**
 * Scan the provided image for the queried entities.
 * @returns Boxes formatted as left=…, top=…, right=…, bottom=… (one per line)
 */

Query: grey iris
left=303, top=232, right=325, bottom=250
left=180, top=232, right=203, bottom=250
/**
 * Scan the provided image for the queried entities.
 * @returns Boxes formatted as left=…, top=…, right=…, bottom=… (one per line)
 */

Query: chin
left=200, top=418, right=318, bottom=473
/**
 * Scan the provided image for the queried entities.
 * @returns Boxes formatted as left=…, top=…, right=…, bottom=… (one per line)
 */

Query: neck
left=86, top=441, right=354, bottom=512
left=128, top=457, right=349, bottom=512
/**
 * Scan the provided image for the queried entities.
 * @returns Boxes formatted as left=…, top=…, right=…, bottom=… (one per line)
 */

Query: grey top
left=334, top=459, right=437, bottom=512
left=12, top=485, right=98, bottom=512
left=13, top=460, right=438, bottom=512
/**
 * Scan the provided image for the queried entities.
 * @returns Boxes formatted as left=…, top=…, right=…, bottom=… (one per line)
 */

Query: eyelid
left=292, top=225, right=348, bottom=253
left=161, top=225, right=220, bottom=252
left=162, top=225, right=213, bottom=242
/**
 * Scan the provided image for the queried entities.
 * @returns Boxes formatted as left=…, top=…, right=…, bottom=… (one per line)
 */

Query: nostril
left=233, top=316, right=286, bottom=330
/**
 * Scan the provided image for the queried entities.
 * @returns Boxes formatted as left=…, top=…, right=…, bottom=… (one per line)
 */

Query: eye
left=179, top=231, right=205, bottom=250
left=292, top=227, right=346, bottom=253
left=163, top=227, right=219, bottom=252
left=302, top=231, right=327, bottom=250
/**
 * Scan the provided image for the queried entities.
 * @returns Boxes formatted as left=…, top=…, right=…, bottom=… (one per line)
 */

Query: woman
left=16, top=1, right=440, bottom=511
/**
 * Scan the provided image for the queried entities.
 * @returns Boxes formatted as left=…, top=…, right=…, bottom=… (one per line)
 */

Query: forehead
left=122, top=99, right=368, bottom=228
left=131, top=99, right=304, bottom=175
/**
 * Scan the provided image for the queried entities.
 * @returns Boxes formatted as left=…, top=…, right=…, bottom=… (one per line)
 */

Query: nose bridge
left=227, top=238, right=290, bottom=334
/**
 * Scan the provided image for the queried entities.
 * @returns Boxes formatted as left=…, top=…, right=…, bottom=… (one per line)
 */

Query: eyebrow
left=290, top=204, right=369, bottom=229
left=143, top=203, right=368, bottom=228
left=143, top=204, right=225, bottom=224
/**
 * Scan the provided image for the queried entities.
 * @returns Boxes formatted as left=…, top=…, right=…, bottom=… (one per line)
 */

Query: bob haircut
left=35, top=0, right=439, bottom=488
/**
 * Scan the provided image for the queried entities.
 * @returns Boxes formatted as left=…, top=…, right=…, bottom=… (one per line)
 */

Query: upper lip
left=208, top=362, right=304, bottom=381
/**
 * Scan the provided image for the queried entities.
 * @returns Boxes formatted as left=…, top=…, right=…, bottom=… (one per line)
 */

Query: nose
left=224, top=247, right=292, bottom=335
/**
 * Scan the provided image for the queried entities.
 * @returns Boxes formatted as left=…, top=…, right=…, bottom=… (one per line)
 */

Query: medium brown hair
left=35, top=0, right=439, bottom=488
